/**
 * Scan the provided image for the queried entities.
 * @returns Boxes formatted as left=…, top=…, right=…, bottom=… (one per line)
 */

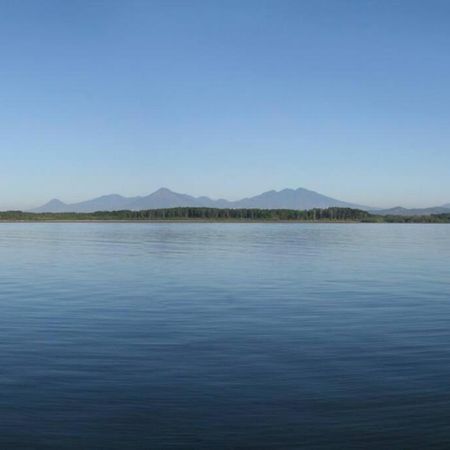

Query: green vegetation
left=1, top=207, right=450, bottom=223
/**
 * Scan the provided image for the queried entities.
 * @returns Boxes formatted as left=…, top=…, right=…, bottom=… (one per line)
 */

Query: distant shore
left=1, top=207, right=449, bottom=224
left=0, top=219, right=365, bottom=224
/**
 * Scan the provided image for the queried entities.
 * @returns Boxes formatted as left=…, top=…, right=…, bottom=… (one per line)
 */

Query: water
left=1, top=223, right=450, bottom=449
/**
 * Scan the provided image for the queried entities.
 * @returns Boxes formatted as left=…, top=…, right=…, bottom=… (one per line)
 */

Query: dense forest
left=1, top=207, right=450, bottom=223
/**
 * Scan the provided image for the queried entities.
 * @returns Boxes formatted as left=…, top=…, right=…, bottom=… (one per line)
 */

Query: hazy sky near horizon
left=1, top=0, right=449, bottom=209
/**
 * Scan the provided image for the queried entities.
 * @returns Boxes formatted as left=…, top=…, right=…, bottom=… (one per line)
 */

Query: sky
left=1, top=0, right=449, bottom=210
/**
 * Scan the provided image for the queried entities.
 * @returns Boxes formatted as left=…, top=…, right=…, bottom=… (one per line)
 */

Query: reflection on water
left=1, top=223, right=450, bottom=449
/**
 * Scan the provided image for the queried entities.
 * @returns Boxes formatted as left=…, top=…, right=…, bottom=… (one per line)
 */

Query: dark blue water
left=1, top=223, right=450, bottom=449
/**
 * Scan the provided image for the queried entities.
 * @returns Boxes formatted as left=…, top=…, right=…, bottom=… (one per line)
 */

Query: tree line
left=1, top=207, right=450, bottom=223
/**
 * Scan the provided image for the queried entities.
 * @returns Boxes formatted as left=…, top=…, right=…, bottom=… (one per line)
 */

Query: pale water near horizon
left=1, top=223, right=450, bottom=449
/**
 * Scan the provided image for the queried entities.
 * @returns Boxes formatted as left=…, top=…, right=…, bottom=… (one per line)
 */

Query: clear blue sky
left=1, top=0, right=449, bottom=209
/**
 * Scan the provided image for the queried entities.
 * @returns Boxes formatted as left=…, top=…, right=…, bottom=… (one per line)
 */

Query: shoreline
left=0, top=219, right=442, bottom=224
left=2, top=207, right=449, bottom=224
left=0, top=219, right=361, bottom=224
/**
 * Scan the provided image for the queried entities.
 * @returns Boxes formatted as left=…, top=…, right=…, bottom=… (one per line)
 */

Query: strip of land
left=1, top=207, right=450, bottom=223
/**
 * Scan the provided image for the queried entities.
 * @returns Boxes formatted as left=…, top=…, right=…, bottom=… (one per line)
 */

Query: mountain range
left=31, top=187, right=365, bottom=213
left=29, top=187, right=450, bottom=215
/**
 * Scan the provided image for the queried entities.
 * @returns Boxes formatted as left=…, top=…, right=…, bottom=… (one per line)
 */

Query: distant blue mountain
left=31, top=187, right=366, bottom=213
left=33, top=198, right=68, bottom=213
left=372, top=206, right=450, bottom=216
left=233, top=188, right=362, bottom=209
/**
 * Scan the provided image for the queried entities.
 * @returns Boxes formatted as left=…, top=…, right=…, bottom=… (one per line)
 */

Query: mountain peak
left=153, top=187, right=174, bottom=194
left=49, top=198, right=65, bottom=204
left=30, top=198, right=67, bottom=213
left=97, top=194, right=124, bottom=200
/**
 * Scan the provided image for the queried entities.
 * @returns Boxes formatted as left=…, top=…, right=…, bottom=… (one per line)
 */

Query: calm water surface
left=1, top=223, right=450, bottom=449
